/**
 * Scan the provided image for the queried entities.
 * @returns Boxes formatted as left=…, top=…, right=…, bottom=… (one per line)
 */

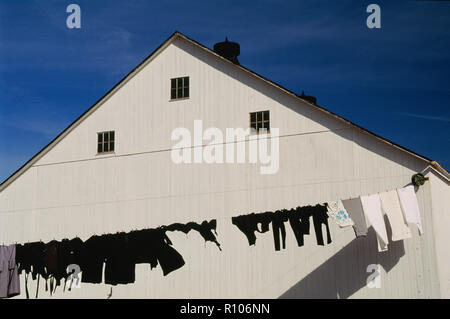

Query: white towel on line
left=360, top=194, right=389, bottom=252
left=397, top=185, right=423, bottom=235
left=379, top=190, right=412, bottom=241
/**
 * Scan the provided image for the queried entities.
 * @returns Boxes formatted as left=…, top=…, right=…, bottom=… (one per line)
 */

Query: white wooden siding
left=0, top=37, right=446, bottom=298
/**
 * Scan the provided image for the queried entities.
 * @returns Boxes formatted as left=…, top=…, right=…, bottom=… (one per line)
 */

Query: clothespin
left=107, top=287, right=113, bottom=299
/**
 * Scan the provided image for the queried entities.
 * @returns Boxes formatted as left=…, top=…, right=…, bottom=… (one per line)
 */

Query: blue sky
left=0, top=0, right=449, bottom=182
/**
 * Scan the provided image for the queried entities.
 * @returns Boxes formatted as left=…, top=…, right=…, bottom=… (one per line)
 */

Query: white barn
left=1, top=31, right=449, bottom=299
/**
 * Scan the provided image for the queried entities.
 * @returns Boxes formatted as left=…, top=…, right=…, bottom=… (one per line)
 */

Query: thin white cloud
left=0, top=115, right=68, bottom=138
left=398, top=112, right=450, bottom=123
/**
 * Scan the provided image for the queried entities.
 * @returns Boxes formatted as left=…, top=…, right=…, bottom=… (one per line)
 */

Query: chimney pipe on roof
left=213, top=37, right=240, bottom=65
left=300, top=91, right=317, bottom=105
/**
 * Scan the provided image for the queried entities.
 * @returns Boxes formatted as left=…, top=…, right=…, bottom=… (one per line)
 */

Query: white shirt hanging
left=360, top=194, right=389, bottom=252
left=379, top=190, right=412, bottom=241
left=396, top=185, right=424, bottom=235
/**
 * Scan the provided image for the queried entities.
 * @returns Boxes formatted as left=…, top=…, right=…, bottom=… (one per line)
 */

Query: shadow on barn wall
left=278, top=216, right=405, bottom=299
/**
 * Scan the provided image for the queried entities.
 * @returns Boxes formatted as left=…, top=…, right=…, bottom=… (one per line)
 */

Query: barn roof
left=1, top=31, right=448, bottom=192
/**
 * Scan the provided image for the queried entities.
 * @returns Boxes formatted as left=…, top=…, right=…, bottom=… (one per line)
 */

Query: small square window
left=171, top=76, right=189, bottom=100
left=97, top=131, right=115, bottom=154
left=250, top=111, right=270, bottom=134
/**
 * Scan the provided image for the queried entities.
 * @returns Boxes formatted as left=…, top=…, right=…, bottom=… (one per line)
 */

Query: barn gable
left=1, top=31, right=446, bottom=193
left=0, top=31, right=449, bottom=299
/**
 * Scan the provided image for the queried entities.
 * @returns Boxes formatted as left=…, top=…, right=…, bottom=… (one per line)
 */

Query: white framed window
left=171, top=76, right=189, bottom=100
left=250, top=110, right=270, bottom=133
left=97, top=131, right=115, bottom=153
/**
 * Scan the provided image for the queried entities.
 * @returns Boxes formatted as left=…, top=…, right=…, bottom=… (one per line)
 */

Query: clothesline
left=229, top=184, right=423, bottom=255
left=0, top=182, right=424, bottom=299
left=0, top=182, right=419, bottom=247
left=0, top=173, right=414, bottom=215
left=0, top=180, right=421, bottom=243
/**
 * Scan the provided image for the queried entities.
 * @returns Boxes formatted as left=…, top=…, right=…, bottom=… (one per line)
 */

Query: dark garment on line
left=231, top=212, right=272, bottom=246
left=288, top=206, right=312, bottom=247
left=311, top=204, right=332, bottom=246
left=163, top=220, right=221, bottom=250
left=233, top=204, right=332, bottom=250
left=287, top=204, right=332, bottom=246
left=42, top=240, right=66, bottom=291
left=157, top=233, right=186, bottom=276
left=129, top=228, right=185, bottom=276
left=15, top=244, right=24, bottom=273
left=79, top=235, right=107, bottom=284
left=16, top=241, right=46, bottom=280
left=58, top=237, right=83, bottom=274
left=272, top=210, right=289, bottom=251
left=193, top=220, right=221, bottom=250
left=128, top=229, right=158, bottom=269
left=15, top=241, right=45, bottom=298
left=103, top=233, right=136, bottom=286
left=257, top=213, right=272, bottom=234
left=41, top=238, right=85, bottom=291
left=231, top=214, right=258, bottom=246
left=43, top=240, right=58, bottom=281
left=55, top=237, right=84, bottom=286
left=42, top=240, right=61, bottom=294
left=232, top=210, right=286, bottom=250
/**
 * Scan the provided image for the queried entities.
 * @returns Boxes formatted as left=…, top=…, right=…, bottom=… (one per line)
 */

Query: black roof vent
left=213, top=37, right=240, bottom=65
left=300, top=91, right=317, bottom=105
